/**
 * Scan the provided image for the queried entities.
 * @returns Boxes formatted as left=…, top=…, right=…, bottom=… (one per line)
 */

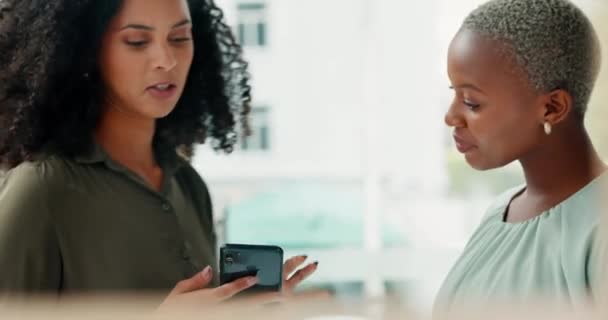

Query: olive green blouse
left=0, top=143, right=217, bottom=297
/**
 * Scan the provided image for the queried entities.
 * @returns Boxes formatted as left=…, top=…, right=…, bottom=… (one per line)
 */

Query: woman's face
left=445, top=28, right=548, bottom=170
left=99, top=0, right=194, bottom=120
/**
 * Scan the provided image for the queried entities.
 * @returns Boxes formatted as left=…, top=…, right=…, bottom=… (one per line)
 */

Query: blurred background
left=191, top=0, right=608, bottom=315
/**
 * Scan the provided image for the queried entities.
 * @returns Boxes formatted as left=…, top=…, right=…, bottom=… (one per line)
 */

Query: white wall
left=193, top=0, right=448, bottom=193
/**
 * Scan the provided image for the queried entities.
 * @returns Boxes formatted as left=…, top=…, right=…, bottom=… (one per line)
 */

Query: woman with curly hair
left=0, top=0, right=317, bottom=306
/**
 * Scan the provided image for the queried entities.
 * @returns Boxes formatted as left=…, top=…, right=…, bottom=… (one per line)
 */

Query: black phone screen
left=219, top=244, right=284, bottom=293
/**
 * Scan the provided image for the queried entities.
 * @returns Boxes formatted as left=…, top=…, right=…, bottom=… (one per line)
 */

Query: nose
left=152, top=43, right=177, bottom=71
left=444, top=103, right=466, bottom=128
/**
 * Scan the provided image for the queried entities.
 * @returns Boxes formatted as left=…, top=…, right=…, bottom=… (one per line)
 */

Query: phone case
left=219, top=244, right=284, bottom=294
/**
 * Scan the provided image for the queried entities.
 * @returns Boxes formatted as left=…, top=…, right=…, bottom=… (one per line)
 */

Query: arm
left=0, top=163, right=62, bottom=298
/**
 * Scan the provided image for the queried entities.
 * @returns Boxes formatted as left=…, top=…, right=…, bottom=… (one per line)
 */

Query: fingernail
left=248, top=277, right=258, bottom=285
left=202, top=266, right=212, bottom=277
left=313, top=261, right=319, bottom=267
left=300, top=255, right=308, bottom=259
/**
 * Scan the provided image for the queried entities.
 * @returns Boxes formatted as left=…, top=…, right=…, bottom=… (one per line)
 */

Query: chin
left=467, top=162, right=496, bottom=171
left=145, top=103, right=178, bottom=119
left=465, top=154, right=512, bottom=171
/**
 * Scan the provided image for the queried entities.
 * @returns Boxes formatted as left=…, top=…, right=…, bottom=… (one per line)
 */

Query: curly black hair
left=0, top=0, right=251, bottom=169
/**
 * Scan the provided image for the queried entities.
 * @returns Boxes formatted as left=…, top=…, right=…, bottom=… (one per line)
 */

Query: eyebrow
left=119, top=19, right=192, bottom=31
left=449, top=84, right=485, bottom=94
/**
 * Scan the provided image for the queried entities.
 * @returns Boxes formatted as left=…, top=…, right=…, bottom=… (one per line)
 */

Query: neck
left=95, top=106, right=158, bottom=170
left=519, top=122, right=606, bottom=197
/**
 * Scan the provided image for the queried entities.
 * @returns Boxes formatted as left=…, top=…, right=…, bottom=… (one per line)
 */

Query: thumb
left=173, top=266, right=213, bottom=294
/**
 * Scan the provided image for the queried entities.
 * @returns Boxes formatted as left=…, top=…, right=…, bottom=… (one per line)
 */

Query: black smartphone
left=219, top=244, right=284, bottom=294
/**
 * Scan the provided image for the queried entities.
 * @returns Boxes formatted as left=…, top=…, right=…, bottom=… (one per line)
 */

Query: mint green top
left=435, top=173, right=608, bottom=313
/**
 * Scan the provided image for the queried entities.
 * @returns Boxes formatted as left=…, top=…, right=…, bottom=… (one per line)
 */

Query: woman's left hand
left=281, top=255, right=319, bottom=295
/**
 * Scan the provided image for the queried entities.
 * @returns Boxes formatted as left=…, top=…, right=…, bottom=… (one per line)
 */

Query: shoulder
left=559, top=173, right=608, bottom=228
left=0, top=156, right=70, bottom=231
left=1, top=156, right=67, bottom=196
left=175, top=161, right=211, bottom=195
left=174, top=161, right=214, bottom=217
left=0, top=153, right=85, bottom=210
left=564, top=174, right=608, bottom=294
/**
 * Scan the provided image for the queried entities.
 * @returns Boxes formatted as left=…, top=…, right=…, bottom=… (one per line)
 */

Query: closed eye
left=463, top=100, right=480, bottom=110
left=171, top=37, right=192, bottom=43
left=125, top=40, right=148, bottom=47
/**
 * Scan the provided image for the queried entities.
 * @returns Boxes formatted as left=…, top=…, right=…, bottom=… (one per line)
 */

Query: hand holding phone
left=220, top=244, right=284, bottom=294
left=158, top=265, right=258, bottom=313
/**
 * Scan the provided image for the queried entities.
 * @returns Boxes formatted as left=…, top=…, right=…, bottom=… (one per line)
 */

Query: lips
left=453, top=134, right=477, bottom=153
left=146, top=82, right=177, bottom=100
left=147, top=81, right=176, bottom=91
left=151, top=83, right=173, bottom=90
